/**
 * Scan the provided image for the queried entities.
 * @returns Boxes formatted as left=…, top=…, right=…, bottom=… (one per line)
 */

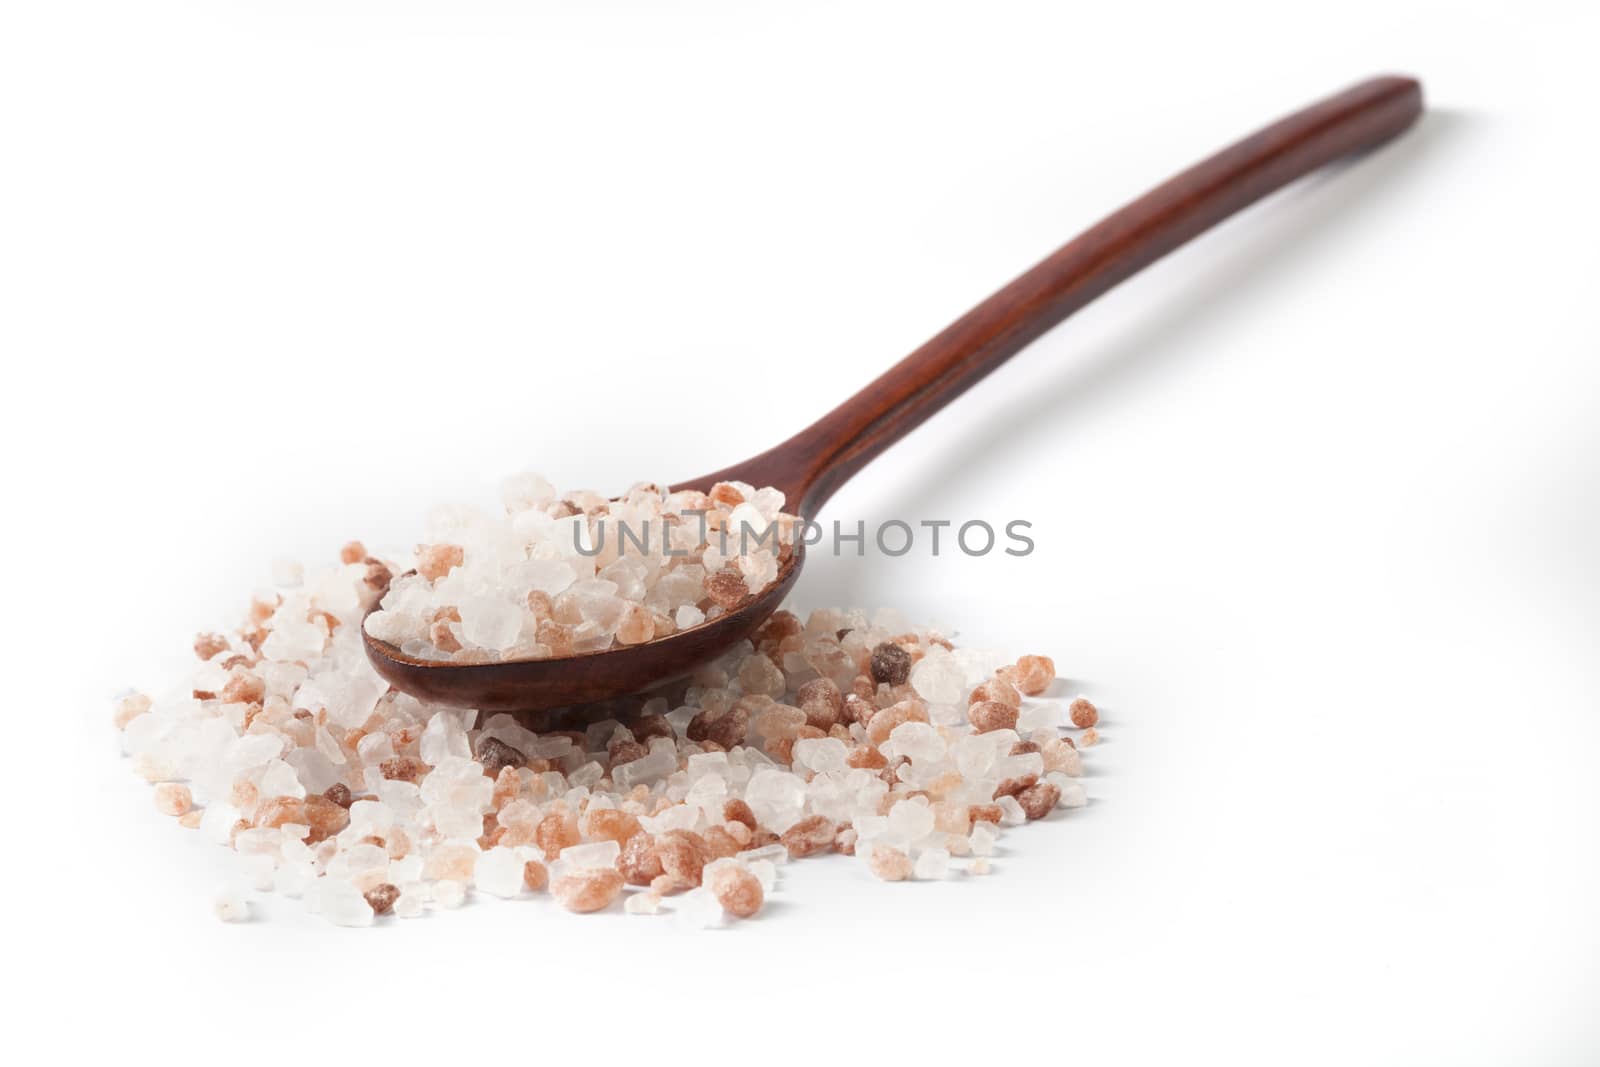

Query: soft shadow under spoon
left=364, top=74, right=1423, bottom=716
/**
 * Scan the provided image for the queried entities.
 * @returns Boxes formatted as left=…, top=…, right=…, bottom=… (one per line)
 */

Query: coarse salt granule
left=116, top=505, right=1100, bottom=927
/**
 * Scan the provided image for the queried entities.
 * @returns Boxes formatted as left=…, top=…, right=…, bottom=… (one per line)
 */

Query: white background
left=3, top=1, right=1596, bottom=1063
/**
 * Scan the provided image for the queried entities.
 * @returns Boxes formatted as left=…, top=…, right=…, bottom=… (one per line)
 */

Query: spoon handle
left=689, top=74, right=1422, bottom=515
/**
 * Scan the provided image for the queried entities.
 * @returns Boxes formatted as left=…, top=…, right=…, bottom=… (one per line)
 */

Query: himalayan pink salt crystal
left=379, top=756, right=428, bottom=783
left=523, top=859, right=550, bottom=892
left=194, top=632, right=230, bottom=660
left=796, top=677, right=844, bottom=731
left=302, top=795, right=350, bottom=843
left=1008, top=654, right=1056, bottom=696
left=339, top=540, right=367, bottom=564
left=737, top=653, right=786, bottom=698
left=869, top=642, right=912, bottom=686
left=704, top=568, right=750, bottom=610
left=536, top=810, right=581, bottom=859
left=615, top=603, right=654, bottom=645
left=582, top=808, right=642, bottom=846
left=153, top=783, right=193, bottom=816
left=323, top=783, right=354, bottom=808
left=253, top=796, right=307, bottom=829
left=868, top=843, right=913, bottom=882
left=475, top=736, right=526, bottom=777
left=624, top=891, right=663, bottom=915
left=611, top=831, right=662, bottom=889
left=423, top=841, right=479, bottom=883
left=363, top=883, right=400, bottom=915
left=969, top=700, right=1020, bottom=733
left=1069, top=696, right=1100, bottom=729
left=865, top=699, right=929, bottom=746
left=656, top=829, right=711, bottom=885
left=1079, top=726, right=1100, bottom=746
left=707, top=864, right=765, bottom=919
left=722, top=798, right=757, bottom=831
left=178, top=809, right=204, bottom=830
left=1016, top=781, right=1062, bottom=820
left=970, top=857, right=992, bottom=876
left=970, top=677, right=1022, bottom=710
left=416, top=543, right=465, bottom=582
left=552, top=868, right=625, bottom=913
left=428, top=610, right=462, bottom=653
left=780, top=815, right=837, bottom=859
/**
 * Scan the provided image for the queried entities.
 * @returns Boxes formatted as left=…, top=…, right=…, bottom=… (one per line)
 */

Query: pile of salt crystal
left=117, top=508, right=1100, bottom=929
left=363, top=474, right=799, bottom=663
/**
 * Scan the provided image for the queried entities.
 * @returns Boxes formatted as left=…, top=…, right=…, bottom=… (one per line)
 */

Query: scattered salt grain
left=214, top=890, right=249, bottom=923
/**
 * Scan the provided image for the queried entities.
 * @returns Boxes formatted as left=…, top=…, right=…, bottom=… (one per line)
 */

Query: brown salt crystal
left=994, top=774, right=1039, bottom=800
left=969, top=677, right=1023, bottom=710
left=866, top=699, right=930, bottom=746
left=535, top=811, right=581, bottom=859
left=722, top=798, right=758, bottom=831
left=750, top=828, right=781, bottom=850
left=843, top=693, right=876, bottom=728
left=553, top=868, right=625, bottom=913
left=708, top=865, right=765, bottom=919
left=193, top=689, right=217, bottom=701
left=619, top=833, right=665, bottom=886
left=846, top=743, right=889, bottom=770
left=780, top=815, right=837, bottom=858
left=969, top=700, right=1020, bottom=734
left=796, top=677, right=845, bottom=731
left=363, top=559, right=393, bottom=597
left=703, top=826, right=743, bottom=860
left=1009, top=654, right=1056, bottom=696
left=705, top=568, right=750, bottom=609
left=1017, top=781, right=1062, bottom=820
left=869, top=642, right=912, bottom=686
left=1069, top=697, right=1100, bottom=729
left=631, top=715, right=676, bottom=744
left=969, top=803, right=1004, bottom=824
left=868, top=844, right=913, bottom=882
left=153, top=783, right=192, bottom=816
left=1010, top=740, right=1041, bottom=756
left=583, top=808, right=642, bottom=846
left=656, top=829, right=712, bottom=885
left=193, top=632, right=230, bottom=660
left=607, top=738, right=647, bottom=767
left=379, top=756, right=428, bottom=783
left=416, top=543, right=465, bottom=582
left=475, top=736, right=526, bottom=777
left=522, top=859, right=550, bottom=892
left=322, top=782, right=353, bottom=808
left=253, top=796, right=306, bottom=829
left=302, top=794, right=350, bottom=843
left=364, top=883, right=400, bottom=915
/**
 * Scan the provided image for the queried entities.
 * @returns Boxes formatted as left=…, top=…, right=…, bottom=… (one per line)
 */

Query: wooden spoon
left=365, top=74, right=1423, bottom=716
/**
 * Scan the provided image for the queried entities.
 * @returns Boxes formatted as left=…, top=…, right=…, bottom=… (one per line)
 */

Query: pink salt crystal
left=615, top=603, right=654, bottom=645
left=552, top=868, right=625, bottom=913
left=1079, top=727, right=1100, bottom=747
left=779, top=815, right=837, bottom=859
left=707, top=865, right=765, bottom=919
left=363, top=883, right=400, bottom=915
left=339, top=541, right=367, bottom=565
left=153, top=783, right=192, bottom=817
left=416, top=543, right=465, bottom=582
left=868, top=844, right=913, bottom=882
left=178, top=809, right=204, bottom=830
left=193, top=632, right=230, bottom=660
left=969, top=700, right=1020, bottom=733
left=1069, top=697, right=1100, bottom=729
left=704, top=569, right=750, bottom=609
left=969, top=677, right=1022, bottom=710
left=1008, top=654, right=1056, bottom=696
left=523, top=859, right=550, bottom=892
left=1016, top=781, right=1062, bottom=820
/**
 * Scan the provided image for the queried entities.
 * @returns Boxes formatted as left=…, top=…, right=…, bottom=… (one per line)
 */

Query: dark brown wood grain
left=366, top=75, right=1423, bottom=717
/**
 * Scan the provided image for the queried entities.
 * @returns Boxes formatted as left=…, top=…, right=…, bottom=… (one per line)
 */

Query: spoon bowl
left=364, top=75, right=1424, bottom=718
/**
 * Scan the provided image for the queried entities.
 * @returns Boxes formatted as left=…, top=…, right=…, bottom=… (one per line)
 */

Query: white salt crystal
left=1017, top=701, right=1065, bottom=732
left=199, top=802, right=242, bottom=844
left=886, top=721, right=945, bottom=764
left=745, top=768, right=806, bottom=832
left=997, top=795, right=1027, bottom=826
left=559, top=840, right=621, bottom=870
left=887, top=796, right=936, bottom=846
left=747, top=859, right=778, bottom=892
left=613, top=747, right=675, bottom=789
left=258, top=758, right=305, bottom=800
left=315, top=879, right=375, bottom=928
left=736, top=843, right=789, bottom=866
left=475, top=847, right=526, bottom=897
left=213, top=889, right=250, bottom=923
left=500, top=472, right=557, bottom=513
left=792, top=736, right=848, bottom=775
left=673, top=887, right=724, bottom=929
left=624, top=892, right=662, bottom=915
left=1050, top=775, right=1088, bottom=808
left=969, top=821, right=999, bottom=856
left=458, top=596, right=523, bottom=651
left=909, top=650, right=964, bottom=704
left=675, top=605, right=705, bottom=629
left=914, top=848, right=950, bottom=880
left=394, top=890, right=427, bottom=918
left=433, top=880, right=466, bottom=909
